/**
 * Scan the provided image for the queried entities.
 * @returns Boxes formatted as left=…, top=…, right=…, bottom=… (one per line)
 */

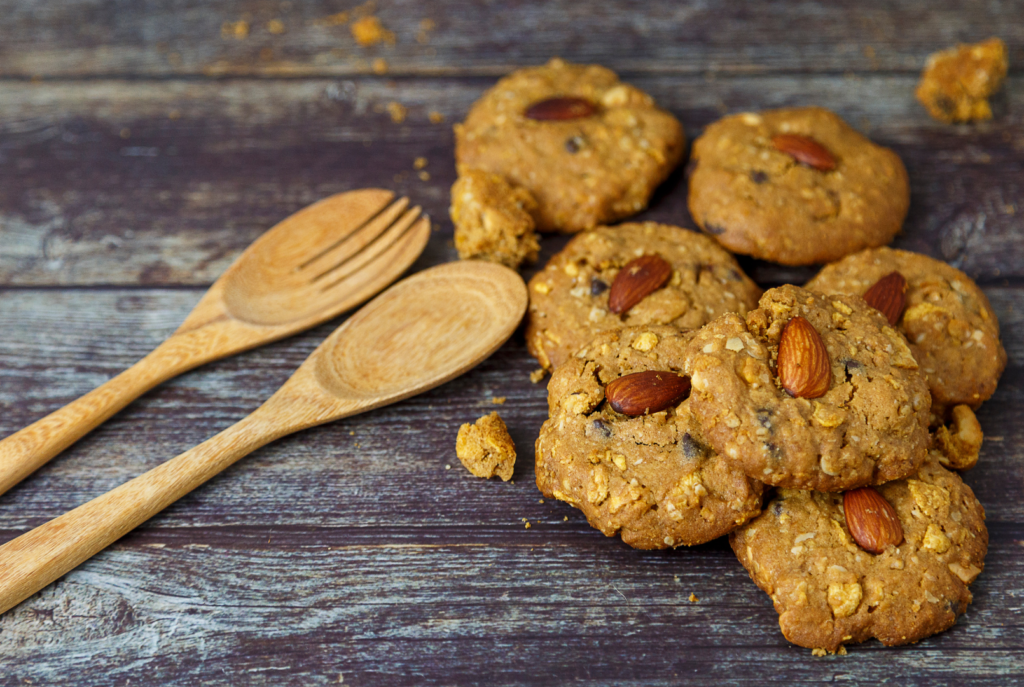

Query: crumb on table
left=916, top=37, right=1008, bottom=123
left=455, top=411, right=516, bottom=480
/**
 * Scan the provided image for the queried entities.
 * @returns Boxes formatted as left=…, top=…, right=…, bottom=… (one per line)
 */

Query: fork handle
left=0, top=334, right=213, bottom=497
left=0, top=400, right=292, bottom=615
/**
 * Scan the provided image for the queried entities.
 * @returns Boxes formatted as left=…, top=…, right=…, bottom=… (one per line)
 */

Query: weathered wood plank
left=1, top=75, right=1022, bottom=288
left=0, top=0, right=1022, bottom=78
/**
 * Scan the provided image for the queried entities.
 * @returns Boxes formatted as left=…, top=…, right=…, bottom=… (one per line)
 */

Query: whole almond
left=525, top=97, right=596, bottom=121
left=606, top=370, right=691, bottom=416
left=608, top=254, right=673, bottom=314
left=777, top=316, right=831, bottom=399
left=862, top=271, right=908, bottom=325
left=843, top=486, right=904, bottom=554
left=772, top=134, right=837, bottom=171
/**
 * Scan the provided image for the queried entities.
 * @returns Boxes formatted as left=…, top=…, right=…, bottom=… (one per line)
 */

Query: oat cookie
left=916, top=38, right=1008, bottom=123
left=806, top=247, right=1006, bottom=417
left=731, top=456, right=987, bottom=652
left=687, top=285, right=931, bottom=492
left=450, top=170, right=540, bottom=269
left=456, top=412, right=516, bottom=481
left=454, top=58, right=684, bottom=233
left=687, top=107, right=909, bottom=265
left=526, top=222, right=761, bottom=371
left=535, top=325, right=763, bottom=549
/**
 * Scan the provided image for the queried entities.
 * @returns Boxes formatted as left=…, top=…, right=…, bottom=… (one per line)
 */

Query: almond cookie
left=454, top=58, right=685, bottom=233
left=526, top=222, right=761, bottom=371
left=535, top=325, right=763, bottom=549
left=805, top=247, right=1006, bottom=419
left=687, top=107, right=909, bottom=265
left=450, top=170, right=540, bottom=269
left=687, top=285, right=931, bottom=492
left=731, top=455, right=987, bottom=653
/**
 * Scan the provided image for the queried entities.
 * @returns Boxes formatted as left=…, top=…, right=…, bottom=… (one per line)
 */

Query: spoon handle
left=0, top=333, right=220, bottom=497
left=0, top=398, right=294, bottom=615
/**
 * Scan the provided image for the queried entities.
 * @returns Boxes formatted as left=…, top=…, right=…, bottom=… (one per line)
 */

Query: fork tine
left=318, top=214, right=430, bottom=297
left=311, top=205, right=424, bottom=285
left=297, top=196, right=410, bottom=273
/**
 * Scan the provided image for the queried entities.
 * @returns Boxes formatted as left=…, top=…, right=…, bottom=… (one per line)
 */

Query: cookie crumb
left=916, top=38, right=1008, bottom=123
left=524, top=521, right=531, bottom=529
left=490, top=396, right=506, bottom=405
left=450, top=170, right=540, bottom=269
left=221, top=20, right=249, bottom=39
left=429, top=111, right=445, bottom=124
left=386, top=101, right=407, bottom=124
left=267, top=19, right=285, bottom=34
left=455, top=411, right=516, bottom=480
left=530, top=368, right=547, bottom=383
left=688, top=593, right=699, bottom=603
left=351, top=15, right=395, bottom=46
left=812, top=648, right=827, bottom=657
left=418, top=171, right=431, bottom=181
left=372, top=58, right=388, bottom=75
left=414, top=157, right=429, bottom=170
left=538, top=499, right=544, bottom=504
left=563, top=516, right=568, bottom=521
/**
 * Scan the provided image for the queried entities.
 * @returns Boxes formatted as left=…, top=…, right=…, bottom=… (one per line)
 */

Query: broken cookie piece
left=932, top=405, right=984, bottom=471
left=450, top=170, right=540, bottom=269
left=916, top=38, right=1008, bottom=123
left=455, top=411, right=516, bottom=480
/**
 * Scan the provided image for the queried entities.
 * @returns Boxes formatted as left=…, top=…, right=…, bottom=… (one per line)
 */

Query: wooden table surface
left=1, top=1, right=1023, bottom=684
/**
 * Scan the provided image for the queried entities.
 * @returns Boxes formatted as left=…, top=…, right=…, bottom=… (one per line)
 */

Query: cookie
left=731, top=455, right=987, bottom=653
left=916, top=38, right=1008, bottom=123
left=535, top=325, right=764, bottom=549
left=686, top=285, right=931, bottom=492
left=456, top=411, right=516, bottom=481
left=526, top=222, right=761, bottom=371
left=687, top=107, right=909, bottom=265
left=805, top=247, right=1006, bottom=418
left=450, top=170, right=540, bottom=269
left=454, top=58, right=684, bottom=233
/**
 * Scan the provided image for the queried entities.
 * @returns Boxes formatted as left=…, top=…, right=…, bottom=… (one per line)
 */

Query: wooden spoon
left=0, top=189, right=430, bottom=496
left=0, top=260, right=527, bottom=615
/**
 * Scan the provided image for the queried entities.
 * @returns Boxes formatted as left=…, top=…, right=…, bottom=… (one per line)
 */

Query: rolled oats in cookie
left=454, top=58, right=685, bottom=233
left=687, top=107, right=909, bottom=265
left=687, top=285, right=931, bottom=492
left=806, top=247, right=1006, bottom=418
left=450, top=170, right=540, bottom=269
left=456, top=411, right=516, bottom=481
left=526, top=222, right=761, bottom=371
left=535, top=325, right=764, bottom=549
left=730, top=456, right=987, bottom=653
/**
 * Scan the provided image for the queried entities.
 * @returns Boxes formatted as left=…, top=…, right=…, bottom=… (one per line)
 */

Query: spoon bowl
left=0, top=260, right=527, bottom=616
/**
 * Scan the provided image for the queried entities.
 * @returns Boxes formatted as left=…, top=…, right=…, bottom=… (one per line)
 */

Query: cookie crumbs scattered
left=530, top=368, right=546, bottom=383
left=418, top=171, right=431, bottom=181
left=221, top=20, right=250, bottom=39
left=688, top=593, right=699, bottom=603
left=372, top=58, right=389, bottom=74
left=490, top=396, right=506, bottom=405
left=386, top=101, right=407, bottom=123
left=455, top=411, right=516, bottom=480
left=267, top=19, right=285, bottom=34
left=414, top=157, right=429, bottom=170
left=351, top=15, right=395, bottom=47
left=428, top=111, right=445, bottom=124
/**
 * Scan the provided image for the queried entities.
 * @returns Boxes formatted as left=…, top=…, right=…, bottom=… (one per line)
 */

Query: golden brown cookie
left=687, top=107, right=909, bottom=265
left=535, top=325, right=763, bottom=548
left=805, top=247, right=1006, bottom=418
left=686, top=285, right=932, bottom=492
left=526, top=222, right=761, bottom=371
left=916, top=38, right=1008, bottom=123
left=456, top=412, right=516, bottom=480
left=731, top=456, right=987, bottom=653
left=450, top=170, right=540, bottom=269
left=454, top=58, right=684, bottom=233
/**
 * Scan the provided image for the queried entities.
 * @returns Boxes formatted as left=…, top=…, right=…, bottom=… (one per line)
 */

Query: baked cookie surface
left=687, top=285, right=931, bottom=492
left=535, top=325, right=763, bottom=549
left=805, top=247, right=1006, bottom=417
left=450, top=170, right=539, bottom=269
left=454, top=58, right=684, bottom=233
left=730, top=456, right=987, bottom=652
left=687, top=107, right=909, bottom=265
left=526, top=222, right=761, bottom=371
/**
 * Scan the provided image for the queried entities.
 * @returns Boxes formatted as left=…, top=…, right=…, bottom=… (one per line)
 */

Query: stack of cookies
left=450, top=59, right=1007, bottom=654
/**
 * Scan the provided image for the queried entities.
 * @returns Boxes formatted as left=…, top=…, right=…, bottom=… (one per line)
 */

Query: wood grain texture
left=1, top=1, right=1023, bottom=683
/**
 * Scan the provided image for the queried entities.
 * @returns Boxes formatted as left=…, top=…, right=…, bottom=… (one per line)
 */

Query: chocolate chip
left=772, top=500, right=785, bottom=517
left=590, top=277, right=609, bottom=295
left=681, top=432, right=702, bottom=460
left=565, top=135, right=586, bottom=153
left=702, top=222, right=726, bottom=236
left=765, top=442, right=782, bottom=460
left=750, top=170, right=769, bottom=184
left=588, top=418, right=613, bottom=438
left=756, top=408, right=773, bottom=429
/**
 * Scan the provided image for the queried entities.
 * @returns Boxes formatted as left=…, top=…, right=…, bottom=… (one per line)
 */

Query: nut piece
left=608, top=254, right=673, bottom=314
left=455, top=411, right=516, bottom=481
left=777, top=316, right=831, bottom=399
left=862, top=271, right=908, bottom=325
left=771, top=134, right=837, bottom=171
left=605, top=370, right=691, bottom=416
left=843, top=486, right=904, bottom=554
left=524, top=96, right=597, bottom=121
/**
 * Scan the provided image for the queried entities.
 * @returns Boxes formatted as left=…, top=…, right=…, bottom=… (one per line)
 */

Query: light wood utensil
left=0, top=189, right=430, bottom=496
left=0, top=260, right=527, bottom=615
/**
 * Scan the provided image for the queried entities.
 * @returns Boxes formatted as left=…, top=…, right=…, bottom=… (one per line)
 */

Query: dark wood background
left=1, top=1, right=1022, bottom=684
